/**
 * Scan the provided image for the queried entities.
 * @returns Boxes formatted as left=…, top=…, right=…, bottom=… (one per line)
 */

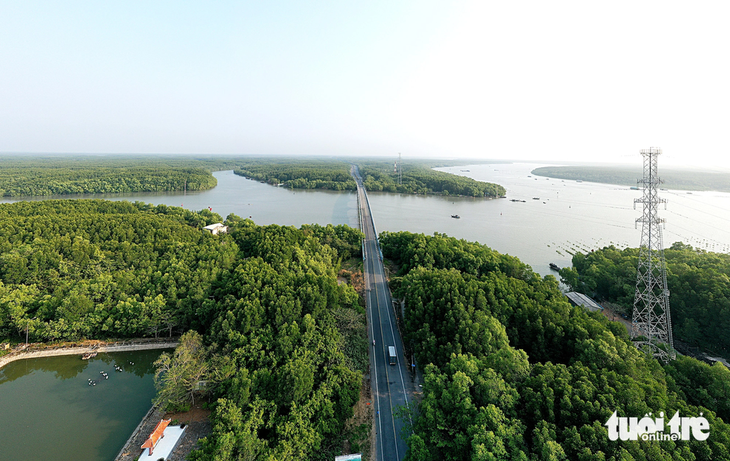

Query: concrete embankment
left=0, top=340, right=178, bottom=370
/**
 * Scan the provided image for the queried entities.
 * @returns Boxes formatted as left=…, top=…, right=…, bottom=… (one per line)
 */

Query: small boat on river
left=549, top=263, right=561, bottom=271
left=451, top=214, right=460, bottom=219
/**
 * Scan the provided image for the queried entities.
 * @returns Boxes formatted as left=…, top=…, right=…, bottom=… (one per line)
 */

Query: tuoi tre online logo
left=605, top=411, right=710, bottom=441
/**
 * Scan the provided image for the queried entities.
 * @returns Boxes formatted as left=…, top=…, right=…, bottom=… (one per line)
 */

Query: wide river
left=2, top=163, right=730, bottom=460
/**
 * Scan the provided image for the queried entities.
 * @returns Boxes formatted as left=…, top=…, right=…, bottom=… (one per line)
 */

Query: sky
left=1, top=1, right=730, bottom=169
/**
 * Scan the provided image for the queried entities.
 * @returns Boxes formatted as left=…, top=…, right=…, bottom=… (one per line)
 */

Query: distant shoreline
left=531, top=165, right=730, bottom=192
left=0, top=340, right=178, bottom=370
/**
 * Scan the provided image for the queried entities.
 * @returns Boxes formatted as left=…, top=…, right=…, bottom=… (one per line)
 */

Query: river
left=3, top=165, right=730, bottom=276
left=0, top=169, right=360, bottom=229
left=372, top=162, right=730, bottom=275
left=0, top=349, right=167, bottom=461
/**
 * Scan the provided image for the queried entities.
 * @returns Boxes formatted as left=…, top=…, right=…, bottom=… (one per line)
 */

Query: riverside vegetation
left=0, top=155, right=250, bottom=196
left=380, top=231, right=730, bottom=460
left=234, top=158, right=506, bottom=197
left=0, top=154, right=506, bottom=199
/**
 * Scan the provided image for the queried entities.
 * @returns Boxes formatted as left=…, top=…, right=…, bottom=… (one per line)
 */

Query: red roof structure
left=141, top=419, right=171, bottom=455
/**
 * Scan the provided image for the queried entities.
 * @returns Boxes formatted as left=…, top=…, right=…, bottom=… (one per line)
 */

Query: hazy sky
left=2, top=1, right=729, bottom=168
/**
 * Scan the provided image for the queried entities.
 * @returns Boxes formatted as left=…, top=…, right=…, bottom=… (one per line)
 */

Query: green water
left=0, top=349, right=169, bottom=461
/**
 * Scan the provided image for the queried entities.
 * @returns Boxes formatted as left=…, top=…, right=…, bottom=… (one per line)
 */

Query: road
left=351, top=165, right=416, bottom=461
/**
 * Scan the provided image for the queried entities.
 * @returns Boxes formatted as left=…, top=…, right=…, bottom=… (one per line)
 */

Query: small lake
left=0, top=349, right=168, bottom=461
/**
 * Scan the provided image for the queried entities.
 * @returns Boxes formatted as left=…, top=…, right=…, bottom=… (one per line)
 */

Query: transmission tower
left=396, top=152, right=402, bottom=185
left=631, top=147, right=675, bottom=362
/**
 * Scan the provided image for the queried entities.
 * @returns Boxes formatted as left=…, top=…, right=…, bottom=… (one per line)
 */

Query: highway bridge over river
left=351, top=165, right=419, bottom=461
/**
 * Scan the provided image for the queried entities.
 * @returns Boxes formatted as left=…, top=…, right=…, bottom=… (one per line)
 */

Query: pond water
left=0, top=349, right=168, bottom=461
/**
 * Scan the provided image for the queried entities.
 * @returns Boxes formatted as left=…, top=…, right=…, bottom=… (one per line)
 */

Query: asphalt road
left=351, top=165, right=416, bottom=461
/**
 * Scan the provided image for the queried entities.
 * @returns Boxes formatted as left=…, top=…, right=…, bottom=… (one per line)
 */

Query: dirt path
left=0, top=339, right=178, bottom=370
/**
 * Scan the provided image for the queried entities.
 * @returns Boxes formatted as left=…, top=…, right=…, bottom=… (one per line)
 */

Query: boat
left=81, top=351, right=98, bottom=360
left=451, top=215, right=460, bottom=219
left=533, top=197, right=540, bottom=200
left=549, top=263, right=560, bottom=271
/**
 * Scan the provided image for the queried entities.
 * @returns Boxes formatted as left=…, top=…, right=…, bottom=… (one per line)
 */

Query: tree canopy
left=0, top=155, right=239, bottom=196
left=233, top=158, right=507, bottom=198
left=559, top=243, right=730, bottom=356
left=359, top=161, right=506, bottom=197
left=380, top=231, right=730, bottom=460
left=0, top=199, right=368, bottom=459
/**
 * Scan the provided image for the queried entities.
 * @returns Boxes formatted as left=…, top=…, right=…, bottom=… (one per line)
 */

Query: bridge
left=351, top=165, right=418, bottom=461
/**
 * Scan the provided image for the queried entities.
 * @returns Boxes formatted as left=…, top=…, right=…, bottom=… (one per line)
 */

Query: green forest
left=233, top=158, right=506, bottom=198
left=234, top=159, right=358, bottom=191
left=4, top=196, right=730, bottom=459
left=380, top=231, right=730, bottom=460
left=0, top=154, right=506, bottom=199
left=0, top=155, right=247, bottom=196
left=532, top=166, right=730, bottom=192
left=559, top=243, right=730, bottom=357
left=358, top=161, right=506, bottom=197
left=0, top=199, right=367, bottom=459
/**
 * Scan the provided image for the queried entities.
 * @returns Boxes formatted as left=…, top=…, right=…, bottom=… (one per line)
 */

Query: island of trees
left=532, top=165, right=730, bottom=192
left=0, top=155, right=245, bottom=196
left=379, top=231, right=730, bottom=459
left=234, top=158, right=506, bottom=198
left=234, top=159, right=358, bottom=191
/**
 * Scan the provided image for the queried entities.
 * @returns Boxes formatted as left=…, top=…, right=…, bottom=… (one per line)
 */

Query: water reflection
left=0, top=349, right=169, bottom=461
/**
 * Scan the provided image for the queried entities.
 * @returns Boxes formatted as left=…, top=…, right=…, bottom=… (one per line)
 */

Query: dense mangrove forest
left=380, top=231, right=730, bottom=460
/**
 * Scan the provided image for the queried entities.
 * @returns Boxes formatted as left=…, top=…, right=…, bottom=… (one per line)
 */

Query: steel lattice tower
left=631, top=147, right=675, bottom=362
left=397, top=152, right=402, bottom=185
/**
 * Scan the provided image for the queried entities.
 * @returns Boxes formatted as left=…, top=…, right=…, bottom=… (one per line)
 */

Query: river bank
left=0, top=338, right=178, bottom=371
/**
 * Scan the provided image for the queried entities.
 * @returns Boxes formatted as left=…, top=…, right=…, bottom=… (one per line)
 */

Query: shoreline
left=0, top=339, right=178, bottom=370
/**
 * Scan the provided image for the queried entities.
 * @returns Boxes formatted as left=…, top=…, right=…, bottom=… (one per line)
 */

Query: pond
left=0, top=349, right=169, bottom=461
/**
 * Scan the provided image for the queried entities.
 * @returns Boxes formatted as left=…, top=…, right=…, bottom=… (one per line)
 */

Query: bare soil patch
left=164, top=402, right=213, bottom=461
